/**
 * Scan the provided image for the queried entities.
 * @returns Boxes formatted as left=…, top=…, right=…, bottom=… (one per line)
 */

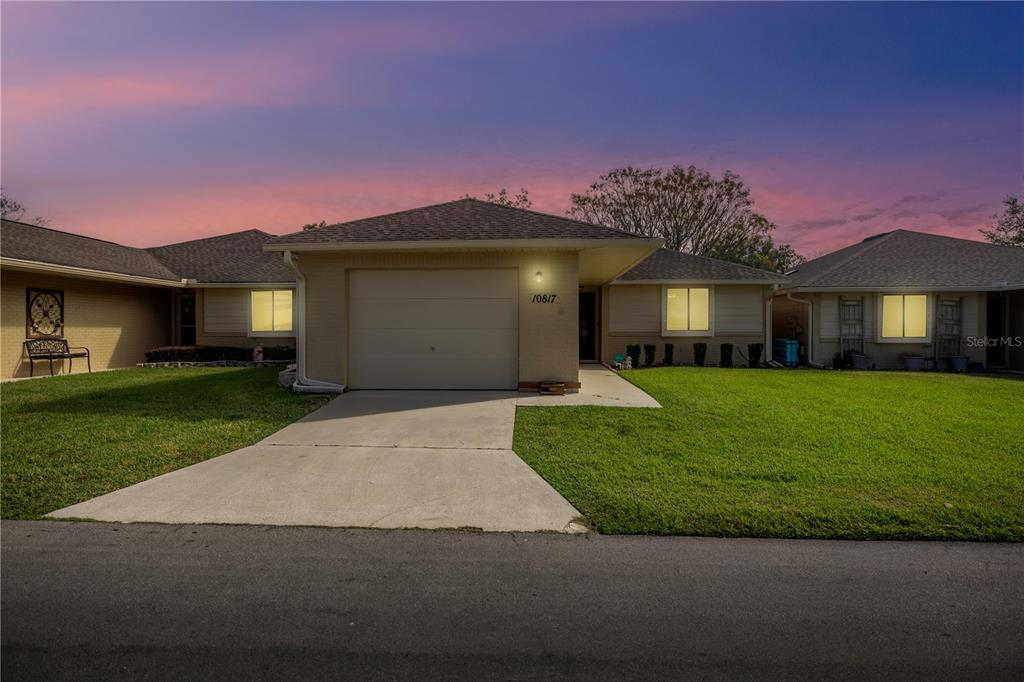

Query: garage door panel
left=348, top=269, right=517, bottom=389
left=349, top=269, right=516, bottom=300
left=350, top=328, right=516, bottom=360
left=350, top=358, right=513, bottom=390
left=350, top=299, right=515, bottom=330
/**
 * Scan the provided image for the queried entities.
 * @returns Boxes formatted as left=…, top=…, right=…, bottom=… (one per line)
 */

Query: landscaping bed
left=513, top=367, right=1024, bottom=540
left=0, top=367, right=327, bottom=519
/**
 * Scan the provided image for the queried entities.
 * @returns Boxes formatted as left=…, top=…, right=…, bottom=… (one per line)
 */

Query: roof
left=1, top=219, right=181, bottom=282
left=147, top=230, right=294, bottom=283
left=266, top=198, right=644, bottom=246
left=784, top=229, right=1024, bottom=290
left=616, top=248, right=790, bottom=283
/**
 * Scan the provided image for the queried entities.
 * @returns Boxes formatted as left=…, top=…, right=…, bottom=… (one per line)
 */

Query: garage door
left=348, top=269, right=517, bottom=389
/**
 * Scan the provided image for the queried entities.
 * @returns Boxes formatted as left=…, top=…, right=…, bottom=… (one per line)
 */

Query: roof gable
left=266, top=198, right=643, bottom=246
left=147, top=230, right=295, bottom=283
left=617, top=248, right=789, bottom=283
left=786, top=230, right=1024, bottom=289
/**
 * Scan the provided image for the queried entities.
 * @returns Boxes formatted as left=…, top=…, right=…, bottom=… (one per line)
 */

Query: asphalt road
left=2, top=521, right=1022, bottom=680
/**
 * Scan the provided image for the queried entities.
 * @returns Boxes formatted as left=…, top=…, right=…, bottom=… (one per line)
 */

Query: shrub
left=663, top=343, right=674, bottom=366
left=747, top=343, right=764, bottom=368
left=643, top=344, right=656, bottom=367
left=144, top=345, right=295, bottom=363
left=720, top=343, right=734, bottom=368
left=694, top=343, right=707, bottom=367
left=626, top=344, right=641, bottom=368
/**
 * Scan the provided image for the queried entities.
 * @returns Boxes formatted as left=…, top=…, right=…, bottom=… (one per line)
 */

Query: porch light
left=535, top=271, right=543, bottom=283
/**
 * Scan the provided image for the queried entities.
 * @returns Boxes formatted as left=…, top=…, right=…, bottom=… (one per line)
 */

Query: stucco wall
left=194, top=287, right=295, bottom=349
left=600, top=284, right=769, bottom=366
left=1, top=269, right=172, bottom=379
left=297, top=250, right=579, bottom=387
left=783, top=291, right=988, bottom=369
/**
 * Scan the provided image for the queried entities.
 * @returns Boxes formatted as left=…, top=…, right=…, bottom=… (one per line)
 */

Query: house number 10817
left=531, top=293, right=559, bottom=303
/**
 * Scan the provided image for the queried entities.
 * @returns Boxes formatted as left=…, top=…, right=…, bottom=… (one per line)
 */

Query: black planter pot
left=663, top=343, right=674, bottom=366
left=694, top=343, right=707, bottom=367
left=747, top=343, right=764, bottom=368
left=720, top=343, right=734, bottom=368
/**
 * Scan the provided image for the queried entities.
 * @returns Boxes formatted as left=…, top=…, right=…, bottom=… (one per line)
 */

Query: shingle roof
left=785, top=229, right=1024, bottom=289
left=148, top=230, right=295, bottom=283
left=617, top=248, right=790, bottom=283
left=1, top=219, right=181, bottom=282
left=266, top=198, right=643, bottom=245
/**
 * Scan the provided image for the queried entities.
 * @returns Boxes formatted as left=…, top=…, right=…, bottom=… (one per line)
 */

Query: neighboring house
left=774, top=229, right=1024, bottom=370
left=0, top=220, right=296, bottom=379
left=1, top=220, right=181, bottom=380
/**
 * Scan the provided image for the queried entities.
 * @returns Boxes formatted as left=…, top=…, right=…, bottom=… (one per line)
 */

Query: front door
left=179, top=293, right=196, bottom=345
left=579, top=291, right=597, bottom=362
left=987, top=292, right=1007, bottom=367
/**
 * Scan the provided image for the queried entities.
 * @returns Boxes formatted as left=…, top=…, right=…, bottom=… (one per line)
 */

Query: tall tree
left=981, top=195, right=1023, bottom=247
left=0, top=188, right=49, bottom=226
left=464, top=188, right=532, bottom=209
left=569, top=166, right=802, bottom=272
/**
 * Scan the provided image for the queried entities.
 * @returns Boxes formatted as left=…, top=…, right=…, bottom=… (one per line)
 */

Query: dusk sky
left=2, top=2, right=1021, bottom=256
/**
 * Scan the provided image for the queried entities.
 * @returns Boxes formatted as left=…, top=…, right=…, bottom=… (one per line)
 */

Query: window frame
left=248, top=288, right=295, bottom=337
left=660, top=285, right=714, bottom=337
left=877, top=293, right=931, bottom=343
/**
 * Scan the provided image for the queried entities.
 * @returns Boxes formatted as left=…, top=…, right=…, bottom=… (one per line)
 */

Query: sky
left=2, top=2, right=1022, bottom=257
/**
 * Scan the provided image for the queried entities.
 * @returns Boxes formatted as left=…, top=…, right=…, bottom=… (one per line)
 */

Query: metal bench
left=24, top=338, right=91, bottom=377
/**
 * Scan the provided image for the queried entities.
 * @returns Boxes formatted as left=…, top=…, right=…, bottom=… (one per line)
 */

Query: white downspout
left=765, top=285, right=777, bottom=356
left=785, top=292, right=820, bottom=367
left=283, top=251, right=346, bottom=393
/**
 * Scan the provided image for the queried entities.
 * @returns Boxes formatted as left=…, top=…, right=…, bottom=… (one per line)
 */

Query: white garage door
left=348, top=269, right=517, bottom=389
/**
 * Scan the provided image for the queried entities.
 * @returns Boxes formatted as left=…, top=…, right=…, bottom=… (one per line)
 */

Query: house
left=1, top=199, right=787, bottom=385
left=773, top=229, right=1024, bottom=370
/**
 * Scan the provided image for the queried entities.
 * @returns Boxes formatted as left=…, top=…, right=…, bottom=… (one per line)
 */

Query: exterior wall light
left=535, top=271, right=543, bottom=283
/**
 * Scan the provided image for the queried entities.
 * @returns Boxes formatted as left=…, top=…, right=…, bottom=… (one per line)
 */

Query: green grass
left=514, top=368, right=1024, bottom=540
left=1, top=368, right=327, bottom=519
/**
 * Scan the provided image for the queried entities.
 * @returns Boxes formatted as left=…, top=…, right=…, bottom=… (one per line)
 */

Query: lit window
left=882, top=295, right=927, bottom=338
left=251, top=290, right=293, bottom=333
left=666, top=287, right=710, bottom=332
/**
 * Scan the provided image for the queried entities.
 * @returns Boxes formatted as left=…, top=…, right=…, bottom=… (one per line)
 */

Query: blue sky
left=2, top=2, right=1021, bottom=254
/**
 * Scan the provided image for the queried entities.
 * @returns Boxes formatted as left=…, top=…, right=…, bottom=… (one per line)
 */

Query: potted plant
left=902, top=354, right=926, bottom=371
left=694, top=343, right=707, bottom=367
left=663, top=343, right=674, bottom=366
left=720, top=343, right=734, bottom=368
left=643, top=344, right=656, bottom=367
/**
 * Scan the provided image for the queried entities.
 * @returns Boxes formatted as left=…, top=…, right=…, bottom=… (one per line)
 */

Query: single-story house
left=773, top=229, right=1024, bottom=370
left=1, top=200, right=787, bottom=386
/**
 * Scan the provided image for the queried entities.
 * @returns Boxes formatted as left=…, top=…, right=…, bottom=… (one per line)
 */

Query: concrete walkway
left=48, top=366, right=656, bottom=532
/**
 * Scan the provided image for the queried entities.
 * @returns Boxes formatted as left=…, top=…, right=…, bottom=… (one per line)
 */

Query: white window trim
left=247, top=288, right=295, bottom=338
left=875, top=292, right=932, bottom=343
left=660, top=285, right=715, bottom=337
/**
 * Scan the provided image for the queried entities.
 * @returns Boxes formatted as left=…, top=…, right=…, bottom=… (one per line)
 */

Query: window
left=881, top=294, right=927, bottom=339
left=664, top=287, right=710, bottom=334
left=250, top=290, right=293, bottom=334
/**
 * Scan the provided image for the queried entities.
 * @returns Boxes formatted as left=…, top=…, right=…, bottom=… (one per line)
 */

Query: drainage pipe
left=282, top=251, right=346, bottom=394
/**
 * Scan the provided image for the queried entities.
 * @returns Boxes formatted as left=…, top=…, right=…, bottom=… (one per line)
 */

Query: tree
left=0, top=188, right=49, bottom=226
left=981, top=195, right=1024, bottom=247
left=464, top=188, right=532, bottom=209
left=568, top=166, right=802, bottom=272
left=302, top=220, right=327, bottom=231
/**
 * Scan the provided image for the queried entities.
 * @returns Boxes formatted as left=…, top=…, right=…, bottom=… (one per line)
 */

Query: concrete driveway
left=49, top=390, right=585, bottom=533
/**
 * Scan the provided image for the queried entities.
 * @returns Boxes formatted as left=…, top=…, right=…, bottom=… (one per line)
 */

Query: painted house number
left=531, top=293, right=559, bottom=303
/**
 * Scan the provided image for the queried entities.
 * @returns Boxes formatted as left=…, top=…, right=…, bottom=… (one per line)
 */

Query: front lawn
left=514, top=368, right=1024, bottom=540
left=1, top=368, right=327, bottom=519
